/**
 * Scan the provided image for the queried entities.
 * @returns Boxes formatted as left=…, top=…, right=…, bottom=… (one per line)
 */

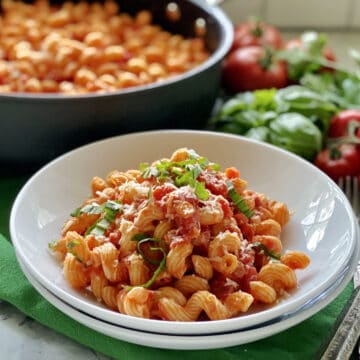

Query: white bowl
left=10, top=130, right=358, bottom=336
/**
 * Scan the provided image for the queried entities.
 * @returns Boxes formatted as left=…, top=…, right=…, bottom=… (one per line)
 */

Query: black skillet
left=0, top=0, right=233, bottom=170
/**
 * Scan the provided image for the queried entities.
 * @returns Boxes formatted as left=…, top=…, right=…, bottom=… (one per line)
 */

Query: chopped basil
left=132, top=233, right=149, bottom=241
left=132, top=235, right=164, bottom=265
left=66, top=239, right=80, bottom=249
left=227, top=181, right=254, bottom=218
left=70, top=200, right=123, bottom=236
left=48, top=240, right=57, bottom=250
left=194, top=181, right=209, bottom=201
left=139, top=150, right=218, bottom=200
left=66, top=240, right=83, bottom=262
left=138, top=239, right=162, bottom=265
left=140, top=249, right=166, bottom=288
left=70, top=207, right=81, bottom=217
left=252, top=242, right=281, bottom=261
left=79, top=203, right=103, bottom=215
left=131, top=234, right=167, bottom=288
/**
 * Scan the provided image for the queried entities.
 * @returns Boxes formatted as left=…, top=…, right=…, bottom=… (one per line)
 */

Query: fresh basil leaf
left=70, top=207, right=81, bottom=217
left=252, top=241, right=281, bottom=261
left=227, top=181, right=253, bottom=218
left=219, top=93, right=254, bottom=116
left=128, top=236, right=167, bottom=289
left=269, top=113, right=322, bottom=161
left=251, top=88, right=277, bottom=112
left=194, top=181, right=209, bottom=201
left=245, top=126, right=270, bottom=142
left=66, top=240, right=83, bottom=262
left=84, top=200, right=123, bottom=236
left=136, top=238, right=162, bottom=266
left=104, top=200, right=122, bottom=212
left=132, top=233, right=151, bottom=241
left=66, top=239, right=80, bottom=250
left=80, top=204, right=104, bottom=215
left=139, top=248, right=166, bottom=289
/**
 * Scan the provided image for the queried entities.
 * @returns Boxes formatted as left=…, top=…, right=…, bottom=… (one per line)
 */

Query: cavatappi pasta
left=50, top=148, right=310, bottom=321
left=0, top=0, right=210, bottom=94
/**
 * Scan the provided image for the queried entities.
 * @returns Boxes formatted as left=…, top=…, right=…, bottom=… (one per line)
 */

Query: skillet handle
left=315, top=286, right=360, bottom=360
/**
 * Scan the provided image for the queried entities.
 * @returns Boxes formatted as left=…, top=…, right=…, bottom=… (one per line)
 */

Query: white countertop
left=0, top=301, right=111, bottom=360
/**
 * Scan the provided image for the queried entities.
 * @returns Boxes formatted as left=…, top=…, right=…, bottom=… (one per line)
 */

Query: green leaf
left=139, top=249, right=166, bottom=289
left=227, top=181, right=253, bottom=218
left=104, top=200, right=122, bottom=212
left=70, top=207, right=81, bottom=217
left=66, top=240, right=83, bottom=263
left=128, top=235, right=167, bottom=289
left=139, top=151, right=215, bottom=200
left=276, top=32, right=329, bottom=81
left=83, top=200, right=123, bottom=236
left=66, top=239, right=80, bottom=250
left=219, top=93, right=254, bottom=116
left=80, top=204, right=104, bottom=215
left=48, top=241, right=57, bottom=250
left=194, top=181, right=209, bottom=201
left=251, top=88, right=277, bottom=112
left=269, top=113, right=323, bottom=161
left=132, top=233, right=149, bottom=241
left=245, top=126, right=270, bottom=142
left=251, top=241, right=281, bottom=261
left=136, top=237, right=163, bottom=266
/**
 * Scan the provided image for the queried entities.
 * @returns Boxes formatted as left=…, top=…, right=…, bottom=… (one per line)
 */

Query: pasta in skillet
left=50, top=148, right=310, bottom=321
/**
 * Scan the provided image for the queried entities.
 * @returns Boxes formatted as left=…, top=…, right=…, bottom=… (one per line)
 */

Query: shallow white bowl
left=10, top=130, right=358, bottom=336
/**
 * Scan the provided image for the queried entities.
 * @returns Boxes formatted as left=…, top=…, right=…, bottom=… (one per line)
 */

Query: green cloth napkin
left=0, top=175, right=355, bottom=360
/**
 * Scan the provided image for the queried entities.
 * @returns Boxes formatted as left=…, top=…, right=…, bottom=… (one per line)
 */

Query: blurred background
left=220, top=0, right=360, bottom=69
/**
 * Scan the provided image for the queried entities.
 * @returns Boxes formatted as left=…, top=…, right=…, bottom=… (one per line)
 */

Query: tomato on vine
left=222, top=46, right=288, bottom=93
left=314, top=144, right=360, bottom=181
left=231, top=20, right=283, bottom=52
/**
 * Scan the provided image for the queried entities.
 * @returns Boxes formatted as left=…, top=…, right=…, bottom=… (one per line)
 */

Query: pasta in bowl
left=50, top=147, right=310, bottom=321
left=10, top=130, right=358, bottom=336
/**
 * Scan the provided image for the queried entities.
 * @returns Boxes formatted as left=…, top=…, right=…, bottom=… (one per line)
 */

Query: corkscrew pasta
left=50, top=148, right=310, bottom=321
left=0, top=0, right=210, bottom=94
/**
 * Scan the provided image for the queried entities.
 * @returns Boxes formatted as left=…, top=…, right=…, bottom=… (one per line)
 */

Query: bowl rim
left=0, top=1, right=234, bottom=102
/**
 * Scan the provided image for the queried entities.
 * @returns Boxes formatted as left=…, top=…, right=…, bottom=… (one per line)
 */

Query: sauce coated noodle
left=50, top=148, right=310, bottom=321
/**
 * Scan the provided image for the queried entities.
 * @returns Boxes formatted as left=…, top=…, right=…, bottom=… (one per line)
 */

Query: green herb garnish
left=139, top=250, right=166, bottom=288
left=131, top=234, right=167, bottom=288
left=48, top=240, right=57, bottom=250
left=66, top=240, right=83, bottom=262
left=227, top=181, right=253, bottom=218
left=252, top=242, right=281, bottom=261
left=71, top=200, right=123, bottom=236
left=139, top=150, right=219, bottom=200
left=70, top=207, right=81, bottom=217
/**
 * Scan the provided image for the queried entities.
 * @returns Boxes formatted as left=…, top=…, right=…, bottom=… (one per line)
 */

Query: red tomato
left=314, top=144, right=360, bottom=181
left=231, top=21, right=283, bottom=52
left=327, top=109, right=360, bottom=138
left=197, top=170, right=228, bottom=197
left=222, top=46, right=288, bottom=93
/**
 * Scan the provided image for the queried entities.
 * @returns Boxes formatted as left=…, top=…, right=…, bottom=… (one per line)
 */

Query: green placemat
left=0, top=175, right=354, bottom=360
